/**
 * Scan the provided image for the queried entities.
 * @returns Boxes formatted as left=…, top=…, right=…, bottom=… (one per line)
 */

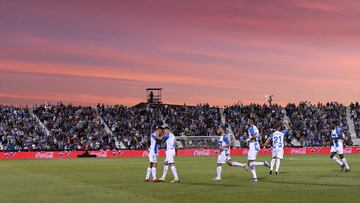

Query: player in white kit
left=213, top=126, right=247, bottom=181
left=159, top=125, right=180, bottom=183
left=263, top=122, right=290, bottom=175
left=247, top=118, right=270, bottom=182
left=329, top=123, right=351, bottom=172
left=145, top=126, right=164, bottom=182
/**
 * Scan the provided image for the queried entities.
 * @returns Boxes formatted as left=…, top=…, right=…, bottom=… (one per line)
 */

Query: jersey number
left=274, top=137, right=282, bottom=147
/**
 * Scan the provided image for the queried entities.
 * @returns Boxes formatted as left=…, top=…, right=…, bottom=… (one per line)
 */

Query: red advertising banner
left=0, top=147, right=359, bottom=159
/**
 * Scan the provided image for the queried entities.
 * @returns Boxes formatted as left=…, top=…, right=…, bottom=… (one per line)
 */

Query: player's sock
left=145, top=167, right=151, bottom=180
left=275, top=159, right=281, bottom=172
left=331, top=157, right=343, bottom=166
left=216, top=166, right=222, bottom=179
left=250, top=162, right=265, bottom=167
left=162, top=165, right=169, bottom=178
left=270, top=159, right=276, bottom=171
left=171, top=165, right=179, bottom=179
left=231, top=162, right=245, bottom=167
left=250, top=167, right=257, bottom=179
left=341, top=158, right=350, bottom=170
left=151, top=167, right=157, bottom=180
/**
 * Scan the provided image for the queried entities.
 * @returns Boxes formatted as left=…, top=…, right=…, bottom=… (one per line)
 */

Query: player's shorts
left=164, top=149, right=175, bottom=164
left=247, top=149, right=258, bottom=161
left=272, top=147, right=284, bottom=159
left=148, top=152, right=158, bottom=163
left=330, top=145, right=344, bottom=155
left=217, top=151, right=231, bottom=164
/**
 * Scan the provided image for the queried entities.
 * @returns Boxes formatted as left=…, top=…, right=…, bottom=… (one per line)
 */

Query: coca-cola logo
left=142, top=150, right=149, bottom=157
left=291, top=148, right=307, bottom=155
left=35, top=152, right=54, bottom=159
left=344, top=148, right=352, bottom=154
left=89, top=151, right=107, bottom=158
left=193, top=150, right=210, bottom=156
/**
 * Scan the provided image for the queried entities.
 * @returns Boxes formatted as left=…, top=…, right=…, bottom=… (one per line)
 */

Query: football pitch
left=0, top=154, right=359, bottom=203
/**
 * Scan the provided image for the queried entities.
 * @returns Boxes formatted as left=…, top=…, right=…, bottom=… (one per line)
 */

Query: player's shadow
left=271, top=171, right=290, bottom=174
left=180, top=181, right=244, bottom=187
left=262, top=179, right=360, bottom=188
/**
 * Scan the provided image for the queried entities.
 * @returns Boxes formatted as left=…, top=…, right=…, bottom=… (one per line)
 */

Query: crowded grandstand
left=0, top=101, right=358, bottom=151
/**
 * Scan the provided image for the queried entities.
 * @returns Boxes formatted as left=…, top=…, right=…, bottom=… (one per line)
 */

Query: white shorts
left=217, top=151, right=231, bottom=164
left=330, top=145, right=344, bottom=155
left=272, top=148, right=284, bottom=159
left=165, top=149, right=175, bottom=164
left=247, top=149, right=258, bottom=161
left=148, top=153, right=158, bottom=163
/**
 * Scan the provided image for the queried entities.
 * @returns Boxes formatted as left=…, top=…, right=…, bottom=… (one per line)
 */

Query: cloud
left=1, top=1, right=360, bottom=106
left=0, top=91, right=140, bottom=106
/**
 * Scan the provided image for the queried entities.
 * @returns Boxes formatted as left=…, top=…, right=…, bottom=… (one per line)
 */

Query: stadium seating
left=0, top=101, right=356, bottom=151
left=350, top=102, right=360, bottom=138
left=286, top=102, right=351, bottom=147
left=33, top=103, right=116, bottom=151
left=224, top=103, right=286, bottom=147
left=0, top=106, right=47, bottom=151
left=97, top=103, right=221, bottom=149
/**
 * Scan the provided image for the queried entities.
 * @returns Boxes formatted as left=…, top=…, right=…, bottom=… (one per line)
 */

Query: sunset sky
left=1, top=0, right=360, bottom=106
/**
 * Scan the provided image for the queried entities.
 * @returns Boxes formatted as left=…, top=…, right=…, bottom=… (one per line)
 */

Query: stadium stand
left=97, top=103, right=221, bottom=149
left=0, top=105, right=47, bottom=151
left=224, top=103, right=287, bottom=148
left=0, top=101, right=357, bottom=151
left=33, top=103, right=116, bottom=151
left=350, top=102, right=360, bottom=142
left=286, top=102, right=352, bottom=147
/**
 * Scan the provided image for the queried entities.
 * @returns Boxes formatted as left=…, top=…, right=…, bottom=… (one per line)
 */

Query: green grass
left=0, top=154, right=359, bottom=203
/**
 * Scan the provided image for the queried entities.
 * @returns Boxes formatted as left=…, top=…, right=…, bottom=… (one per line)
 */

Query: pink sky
left=1, top=0, right=360, bottom=106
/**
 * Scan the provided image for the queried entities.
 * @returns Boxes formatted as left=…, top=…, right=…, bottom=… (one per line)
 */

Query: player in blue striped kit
left=213, top=126, right=247, bottom=181
left=263, top=122, right=290, bottom=175
left=329, top=123, right=351, bottom=172
left=247, top=118, right=270, bottom=182
left=159, top=125, right=180, bottom=183
left=145, top=126, right=165, bottom=182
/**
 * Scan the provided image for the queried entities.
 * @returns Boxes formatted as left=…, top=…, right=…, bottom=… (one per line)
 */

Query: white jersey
left=248, top=125, right=260, bottom=151
left=270, top=130, right=288, bottom=149
left=149, top=132, right=160, bottom=154
left=331, top=127, right=344, bottom=148
left=163, top=133, right=176, bottom=150
left=218, top=134, right=230, bottom=155
left=217, top=134, right=231, bottom=164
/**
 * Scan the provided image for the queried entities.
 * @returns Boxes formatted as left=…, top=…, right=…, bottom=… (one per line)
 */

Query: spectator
left=0, top=101, right=354, bottom=151
left=286, top=102, right=351, bottom=147
left=224, top=103, right=285, bottom=148
left=97, top=103, right=222, bottom=149
left=350, top=102, right=360, bottom=138
left=0, top=105, right=47, bottom=151
left=34, top=103, right=115, bottom=151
